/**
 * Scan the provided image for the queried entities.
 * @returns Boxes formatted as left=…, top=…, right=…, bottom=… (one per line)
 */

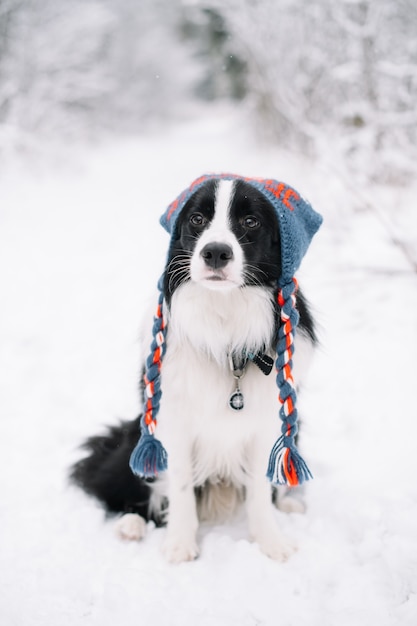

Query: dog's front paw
left=162, top=532, right=199, bottom=563
left=253, top=529, right=297, bottom=562
left=258, top=537, right=297, bottom=561
left=115, top=513, right=147, bottom=541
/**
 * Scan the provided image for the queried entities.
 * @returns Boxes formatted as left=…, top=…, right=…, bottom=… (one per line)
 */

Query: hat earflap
left=267, top=278, right=313, bottom=486
left=129, top=277, right=168, bottom=477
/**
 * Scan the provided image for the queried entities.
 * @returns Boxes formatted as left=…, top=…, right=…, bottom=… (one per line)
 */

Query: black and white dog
left=71, top=176, right=319, bottom=563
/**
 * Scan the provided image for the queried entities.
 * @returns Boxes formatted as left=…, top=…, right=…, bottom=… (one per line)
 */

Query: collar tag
left=247, top=352, right=274, bottom=376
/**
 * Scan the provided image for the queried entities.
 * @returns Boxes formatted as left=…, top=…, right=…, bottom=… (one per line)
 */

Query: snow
left=1, top=111, right=417, bottom=625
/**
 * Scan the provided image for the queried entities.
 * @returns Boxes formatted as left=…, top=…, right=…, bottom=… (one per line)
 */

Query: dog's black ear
left=296, top=288, right=317, bottom=343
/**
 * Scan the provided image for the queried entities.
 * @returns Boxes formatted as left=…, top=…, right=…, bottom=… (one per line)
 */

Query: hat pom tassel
left=267, top=436, right=312, bottom=486
left=129, top=432, right=168, bottom=478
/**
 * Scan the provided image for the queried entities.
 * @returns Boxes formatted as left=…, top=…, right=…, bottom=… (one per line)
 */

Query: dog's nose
left=200, top=243, right=234, bottom=269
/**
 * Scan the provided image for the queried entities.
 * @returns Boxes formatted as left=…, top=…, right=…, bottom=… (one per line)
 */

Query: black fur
left=230, top=180, right=282, bottom=286
left=70, top=418, right=165, bottom=524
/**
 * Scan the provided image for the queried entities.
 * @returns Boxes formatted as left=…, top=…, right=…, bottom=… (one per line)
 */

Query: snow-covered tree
left=0, top=0, right=199, bottom=146
left=199, top=0, right=417, bottom=181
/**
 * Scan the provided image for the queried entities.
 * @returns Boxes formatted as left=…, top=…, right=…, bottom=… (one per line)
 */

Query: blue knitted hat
left=130, top=173, right=323, bottom=486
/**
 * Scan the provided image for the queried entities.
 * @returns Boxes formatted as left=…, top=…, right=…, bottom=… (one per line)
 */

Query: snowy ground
left=1, top=111, right=417, bottom=625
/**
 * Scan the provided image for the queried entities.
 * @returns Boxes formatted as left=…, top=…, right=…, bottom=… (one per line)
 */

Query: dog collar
left=229, top=350, right=274, bottom=376
left=228, top=351, right=274, bottom=412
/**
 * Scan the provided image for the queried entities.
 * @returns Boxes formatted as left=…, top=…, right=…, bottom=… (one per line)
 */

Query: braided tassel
left=129, top=282, right=168, bottom=477
left=266, top=278, right=313, bottom=486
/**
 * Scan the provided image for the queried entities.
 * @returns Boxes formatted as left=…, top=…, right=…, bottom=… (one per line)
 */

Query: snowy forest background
left=1, top=0, right=416, bottom=185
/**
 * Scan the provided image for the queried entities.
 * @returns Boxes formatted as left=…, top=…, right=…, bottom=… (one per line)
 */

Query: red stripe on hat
left=189, top=175, right=208, bottom=192
left=166, top=198, right=179, bottom=221
left=265, top=181, right=285, bottom=201
left=282, top=188, right=300, bottom=212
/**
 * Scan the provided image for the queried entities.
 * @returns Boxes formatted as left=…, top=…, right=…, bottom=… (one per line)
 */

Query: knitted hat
left=129, top=173, right=323, bottom=486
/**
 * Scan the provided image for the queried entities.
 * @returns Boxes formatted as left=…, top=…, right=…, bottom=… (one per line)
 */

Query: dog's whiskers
left=167, top=255, right=192, bottom=292
left=243, top=264, right=268, bottom=287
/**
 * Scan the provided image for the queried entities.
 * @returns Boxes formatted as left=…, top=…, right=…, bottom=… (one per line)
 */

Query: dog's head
left=162, top=174, right=322, bottom=304
left=163, top=178, right=284, bottom=301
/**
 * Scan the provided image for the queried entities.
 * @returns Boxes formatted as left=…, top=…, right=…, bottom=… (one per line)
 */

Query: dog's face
left=164, top=179, right=282, bottom=302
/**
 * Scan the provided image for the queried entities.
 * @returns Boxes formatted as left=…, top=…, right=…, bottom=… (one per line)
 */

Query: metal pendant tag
left=229, top=387, right=244, bottom=411
left=228, top=353, right=246, bottom=411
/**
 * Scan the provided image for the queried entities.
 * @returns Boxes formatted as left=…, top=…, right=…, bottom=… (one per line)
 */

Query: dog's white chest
left=157, top=338, right=278, bottom=486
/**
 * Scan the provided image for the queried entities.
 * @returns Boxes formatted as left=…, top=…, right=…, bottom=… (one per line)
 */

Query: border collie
left=71, top=174, right=321, bottom=563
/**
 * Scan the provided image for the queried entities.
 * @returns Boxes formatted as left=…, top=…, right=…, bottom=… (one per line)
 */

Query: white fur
left=168, top=282, right=276, bottom=365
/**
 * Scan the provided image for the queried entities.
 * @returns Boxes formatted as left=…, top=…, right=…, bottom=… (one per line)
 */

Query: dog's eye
left=242, top=216, right=260, bottom=229
left=189, top=213, right=208, bottom=227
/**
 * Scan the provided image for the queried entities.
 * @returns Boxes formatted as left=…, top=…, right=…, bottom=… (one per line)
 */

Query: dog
left=71, top=174, right=322, bottom=563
